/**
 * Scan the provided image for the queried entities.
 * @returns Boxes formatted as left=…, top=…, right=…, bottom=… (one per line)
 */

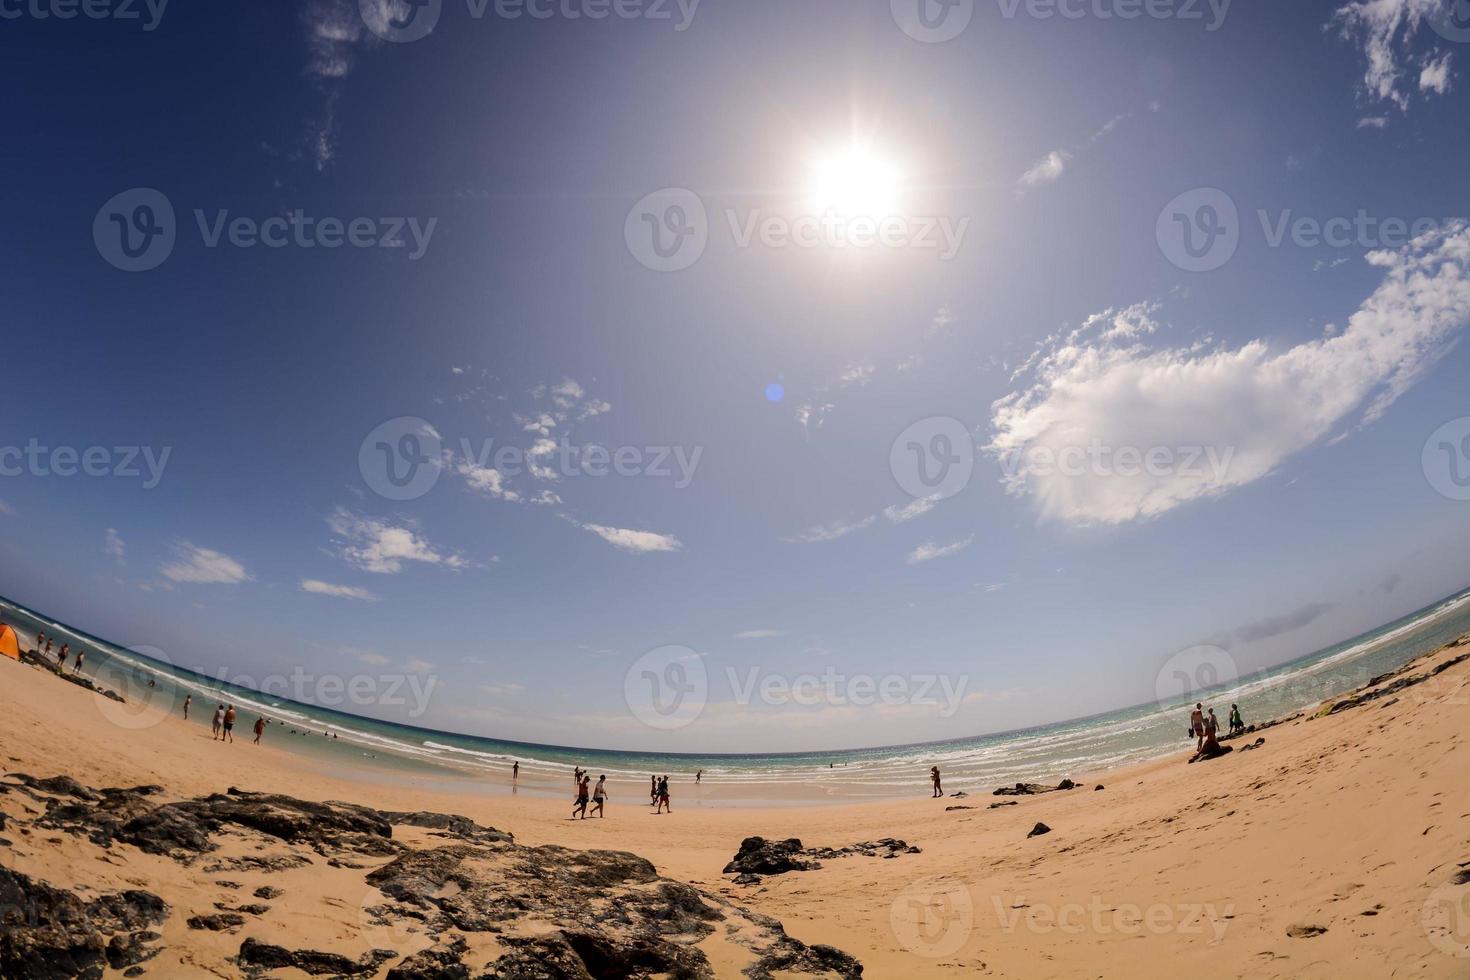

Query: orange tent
left=0, top=625, right=19, bottom=661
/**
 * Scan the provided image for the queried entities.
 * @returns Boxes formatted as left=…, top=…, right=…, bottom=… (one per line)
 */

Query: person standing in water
left=183, top=694, right=191, bottom=720
left=212, top=704, right=224, bottom=739
left=591, top=775, right=608, bottom=818
left=930, top=766, right=943, bottom=798
left=222, top=705, right=236, bottom=743
left=695, top=769, right=702, bottom=785
left=1190, top=703, right=1206, bottom=751
left=512, top=761, right=519, bottom=780
left=253, top=716, right=266, bottom=745
left=58, top=643, right=69, bottom=669
left=72, top=650, right=84, bottom=675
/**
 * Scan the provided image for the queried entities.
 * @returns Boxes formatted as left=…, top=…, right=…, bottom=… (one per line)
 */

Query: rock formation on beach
left=0, top=774, right=864, bottom=979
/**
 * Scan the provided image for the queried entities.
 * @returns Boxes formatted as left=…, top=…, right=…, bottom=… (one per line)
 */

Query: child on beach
left=1229, top=703, right=1245, bottom=735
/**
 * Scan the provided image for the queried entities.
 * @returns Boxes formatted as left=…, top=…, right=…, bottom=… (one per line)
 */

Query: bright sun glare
left=807, top=146, right=903, bottom=219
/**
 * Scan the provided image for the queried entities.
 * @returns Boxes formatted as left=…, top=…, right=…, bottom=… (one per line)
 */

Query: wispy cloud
left=1020, top=149, right=1070, bottom=187
left=735, top=629, right=784, bottom=639
left=104, top=528, right=125, bottom=560
left=1234, top=601, right=1337, bottom=644
left=1331, top=0, right=1456, bottom=112
left=578, top=522, right=684, bottom=554
left=989, top=224, right=1470, bottom=525
left=327, top=507, right=466, bottom=574
left=301, top=579, right=379, bottom=601
left=161, top=542, right=253, bottom=585
left=906, top=535, right=975, bottom=564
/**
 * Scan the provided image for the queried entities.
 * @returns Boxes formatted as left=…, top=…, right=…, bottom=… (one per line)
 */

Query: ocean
left=3, top=588, right=1468, bottom=805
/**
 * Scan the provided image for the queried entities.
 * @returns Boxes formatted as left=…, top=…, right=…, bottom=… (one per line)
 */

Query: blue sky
left=3, top=0, right=1470, bottom=751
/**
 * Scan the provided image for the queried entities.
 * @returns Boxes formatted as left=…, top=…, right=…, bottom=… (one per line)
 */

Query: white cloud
left=1020, top=150, right=1070, bottom=187
left=906, top=535, right=975, bottom=565
left=580, top=522, right=684, bottom=554
left=1357, top=115, right=1390, bottom=129
left=301, top=579, right=378, bottom=601
left=104, top=528, right=125, bottom=560
left=161, top=542, right=253, bottom=585
left=456, top=459, right=522, bottom=502
left=839, top=362, right=876, bottom=386
left=481, top=682, right=527, bottom=697
left=1420, top=52, right=1454, bottom=94
left=402, top=658, right=435, bottom=673
left=349, top=648, right=391, bottom=666
left=327, top=508, right=466, bottom=574
left=785, top=514, right=878, bottom=544
left=882, top=495, right=941, bottom=524
left=1331, top=0, right=1455, bottom=111
left=735, top=629, right=784, bottom=639
left=989, top=223, right=1470, bottom=525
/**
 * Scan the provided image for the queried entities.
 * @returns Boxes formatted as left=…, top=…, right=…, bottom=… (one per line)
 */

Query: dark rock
left=383, top=810, right=514, bottom=846
left=805, top=839, right=919, bottom=861
left=1057, top=779, right=1076, bottom=790
left=85, top=891, right=169, bottom=933
left=944, top=805, right=974, bottom=811
left=1027, top=822, right=1052, bottom=838
left=732, top=873, right=762, bottom=885
left=187, top=912, right=245, bottom=931
left=752, top=934, right=863, bottom=979
left=723, top=837, right=820, bottom=876
left=0, top=866, right=107, bottom=980
left=105, top=931, right=162, bottom=970
left=204, top=855, right=312, bottom=874
left=988, top=801, right=1018, bottom=809
left=237, top=937, right=396, bottom=976
left=386, top=936, right=470, bottom=980
left=252, top=886, right=284, bottom=900
left=1094, top=785, right=1104, bottom=791
left=214, top=903, right=270, bottom=916
left=123, top=968, right=145, bottom=978
left=1286, top=923, right=1327, bottom=938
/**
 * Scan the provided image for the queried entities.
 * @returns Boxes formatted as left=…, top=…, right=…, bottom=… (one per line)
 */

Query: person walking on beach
left=930, top=766, right=943, bottom=798
left=183, top=694, right=191, bottom=720
left=72, top=650, right=84, bottom=675
left=1190, top=703, right=1205, bottom=751
left=44, top=637, right=53, bottom=659
left=1206, top=707, right=1219, bottom=740
left=58, top=643, right=69, bottom=669
left=572, top=775, right=590, bottom=819
left=253, top=716, right=266, bottom=745
left=212, top=704, right=224, bottom=739
left=591, top=775, right=607, bottom=818
left=650, top=775, right=659, bottom=808
left=695, top=769, right=702, bottom=785
left=512, top=761, right=519, bottom=780
left=655, top=775, right=671, bottom=814
left=1229, top=703, right=1244, bottom=736
left=222, top=705, right=236, bottom=743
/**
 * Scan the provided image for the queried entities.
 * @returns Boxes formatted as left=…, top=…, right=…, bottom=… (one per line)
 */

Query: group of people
left=1188, top=701, right=1246, bottom=759
left=201, top=700, right=268, bottom=745
left=34, top=631, right=85, bottom=675
left=570, top=767, right=609, bottom=819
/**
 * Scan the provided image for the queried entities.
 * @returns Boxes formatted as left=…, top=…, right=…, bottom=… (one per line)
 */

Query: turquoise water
left=3, top=588, right=1467, bottom=803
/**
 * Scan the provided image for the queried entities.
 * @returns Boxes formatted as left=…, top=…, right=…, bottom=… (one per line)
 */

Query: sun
left=807, top=146, right=903, bottom=220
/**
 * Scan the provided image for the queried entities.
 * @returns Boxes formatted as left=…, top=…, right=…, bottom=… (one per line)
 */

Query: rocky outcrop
left=993, top=779, right=1078, bottom=797
left=723, top=837, right=821, bottom=877
left=0, top=866, right=167, bottom=980
left=1027, top=822, right=1052, bottom=838
left=2, top=774, right=862, bottom=978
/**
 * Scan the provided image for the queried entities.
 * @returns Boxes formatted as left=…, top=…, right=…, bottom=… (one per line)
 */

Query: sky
left=3, top=0, right=1470, bottom=753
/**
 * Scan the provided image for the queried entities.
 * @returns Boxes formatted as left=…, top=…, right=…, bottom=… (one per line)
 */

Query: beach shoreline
left=4, top=621, right=1470, bottom=976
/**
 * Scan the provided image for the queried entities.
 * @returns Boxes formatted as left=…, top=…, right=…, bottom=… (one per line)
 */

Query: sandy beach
left=2, top=633, right=1468, bottom=978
